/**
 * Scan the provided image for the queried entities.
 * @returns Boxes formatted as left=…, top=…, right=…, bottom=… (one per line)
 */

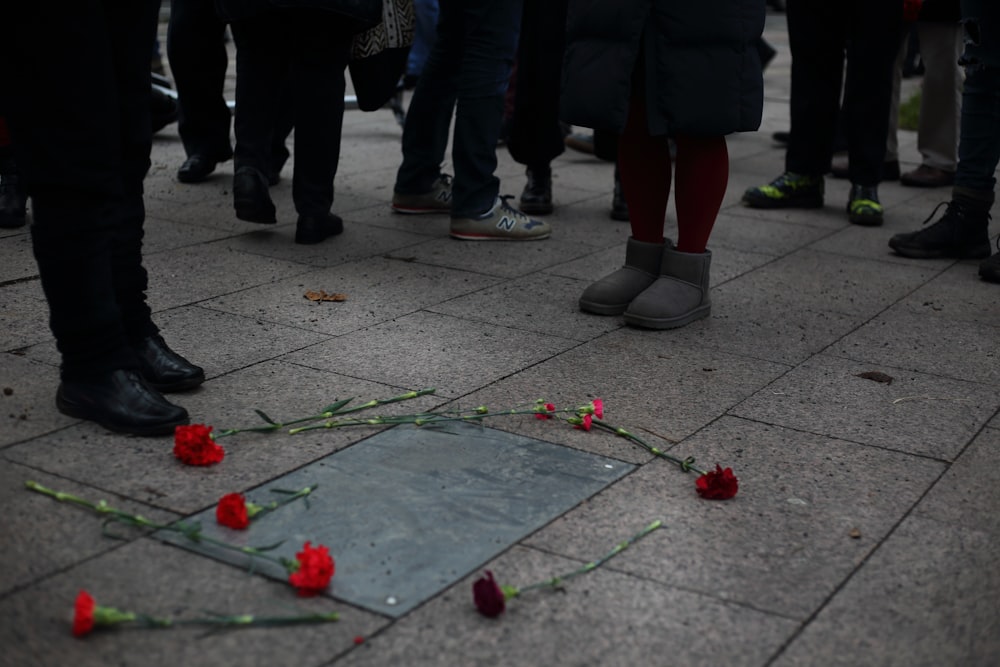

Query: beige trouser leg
left=914, top=22, right=964, bottom=171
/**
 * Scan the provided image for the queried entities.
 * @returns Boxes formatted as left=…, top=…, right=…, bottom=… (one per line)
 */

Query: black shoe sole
left=888, top=242, right=992, bottom=260
left=145, top=373, right=206, bottom=393
left=56, top=397, right=189, bottom=436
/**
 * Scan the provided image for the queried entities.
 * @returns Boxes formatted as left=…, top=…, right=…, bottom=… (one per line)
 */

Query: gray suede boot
left=624, top=247, right=711, bottom=329
left=579, top=237, right=668, bottom=315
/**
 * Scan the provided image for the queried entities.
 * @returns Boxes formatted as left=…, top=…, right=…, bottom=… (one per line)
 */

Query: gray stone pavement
left=2, top=13, right=999, bottom=667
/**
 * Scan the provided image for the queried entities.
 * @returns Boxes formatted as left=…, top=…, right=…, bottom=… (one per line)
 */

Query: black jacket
left=560, top=0, right=765, bottom=136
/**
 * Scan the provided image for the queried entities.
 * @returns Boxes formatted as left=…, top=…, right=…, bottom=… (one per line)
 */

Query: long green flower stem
left=508, top=520, right=663, bottom=598
left=25, top=481, right=300, bottom=572
left=214, top=388, right=438, bottom=439
left=590, top=419, right=707, bottom=476
left=287, top=405, right=585, bottom=435
left=115, top=610, right=341, bottom=630
left=247, top=485, right=318, bottom=521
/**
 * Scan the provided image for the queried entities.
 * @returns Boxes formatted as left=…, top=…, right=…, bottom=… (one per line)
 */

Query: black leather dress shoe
left=133, top=335, right=205, bottom=392
left=233, top=166, right=277, bottom=223
left=295, top=212, right=344, bottom=244
left=519, top=165, right=553, bottom=215
left=56, top=369, right=189, bottom=436
left=178, top=155, right=222, bottom=184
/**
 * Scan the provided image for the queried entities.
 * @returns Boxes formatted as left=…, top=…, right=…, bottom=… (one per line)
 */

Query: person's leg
left=167, top=0, right=233, bottom=171
left=507, top=0, right=568, bottom=215
left=673, top=135, right=728, bottom=254
left=394, top=0, right=461, bottom=198
left=578, top=96, right=668, bottom=315
left=843, top=1, right=902, bottom=187
left=287, top=10, right=351, bottom=218
left=10, top=0, right=189, bottom=433
left=229, top=13, right=284, bottom=223
left=884, top=29, right=908, bottom=166
left=914, top=21, right=963, bottom=172
left=447, top=0, right=523, bottom=218
left=406, top=0, right=440, bottom=84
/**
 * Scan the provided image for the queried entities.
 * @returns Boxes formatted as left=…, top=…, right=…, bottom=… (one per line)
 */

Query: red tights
left=617, top=97, right=729, bottom=253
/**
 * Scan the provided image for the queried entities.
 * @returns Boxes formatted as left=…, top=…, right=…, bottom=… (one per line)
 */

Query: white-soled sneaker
left=449, top=196, right=551, bottom=241
left=391, top=174, right=453, bottom=214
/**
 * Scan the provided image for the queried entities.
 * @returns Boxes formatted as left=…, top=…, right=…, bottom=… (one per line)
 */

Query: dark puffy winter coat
left=560, top=0, right=765, bottom=137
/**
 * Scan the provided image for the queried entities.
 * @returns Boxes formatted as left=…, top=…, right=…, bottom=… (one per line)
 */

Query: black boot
left=519, top=164, right=553, bottom=215
left=888, top=193, right=992, bottom=259
left=295, top=212, right=344, bottom=245
left=56, top=369, right=189, bottom=436
left=0, top=158, right=28, bottom=229
left=133, top=335, right=205, bottom=392
left=233, top=166, right=276, bottom=224
left=611, top=165, right=629, bottom=221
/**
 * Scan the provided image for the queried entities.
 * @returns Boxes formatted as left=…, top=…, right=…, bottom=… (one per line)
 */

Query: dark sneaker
left=888, top=201, right=992, bottom=259
left=847, top=184, right=884, bottom=226
left=450, top=196, right=551, bottom=241
left=743, top=172, right=824, bottom=209
left=979, top=243, right=1000, bottom=283
left=392, top=174, right=452, bottom=214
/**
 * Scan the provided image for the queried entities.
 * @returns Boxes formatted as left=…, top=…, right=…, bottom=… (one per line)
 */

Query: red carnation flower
left=216, top=493, right=250, bottom=530
left=288, top=541, right=335, bottom=596
left=573, top=413, right=593, bottom=431
left=472, top=570, right=506, bottom=618
left=73, top=590, right=96, bottom=637
left=591, top=398, right=604, bottom=419
left=534, top=402, right=556, bottom=420
left=173, top=424, right=224, bottom=466
left=695, top=465, right=739, bottom=500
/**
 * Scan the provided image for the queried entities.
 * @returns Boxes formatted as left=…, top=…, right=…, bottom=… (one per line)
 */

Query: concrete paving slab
left=830, top=306, right=1000, bottom=386
left=22, top=305, right=332, bottom=382
left=214, top=223, right=439, bottom=270
left=336, top=545, right=798, bottom=667
left=142, top=215, right=239, bottom=254
left=772, top=516, right=1000, bottom=667
left=0, top=539, right=382, bottom=667
left=913, top=426, right=1000, bottom=535
left=201, top=256, right=500, bottom=337
left=0, top=461, right=179, bottom=597
left=160, top=421, right=632, bottom=617
left=0, top=232, right=36, bottom=284
left=708, top=210, right=835, bottom=256
left=143, top=242, right=312, bottom=311
left=717, top=248, right=940, bottom=318
left=0, top=354, right=73, bottom=447
left=427, top=273, right=620, bottom=342
left=729, top=353, right=1000, bottom=460
left=457, top=332, right=790, bottom=448
left=0, top=279, right=52, bottom=352
left=523, top=416, right=946, bottom=619
left=893, top=262, right=1000, bottom=328
left=280, top=310, right=578, bottom=399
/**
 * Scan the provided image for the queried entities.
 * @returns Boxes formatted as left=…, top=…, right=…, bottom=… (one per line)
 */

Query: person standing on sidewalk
left=889, top=0, right=1000, bottom=283
left=4, top=0, right=202, bottom=436
left=568, top=0, right=765, bottom=329
left=742, top=0, right=903, bottom=227
left=390, top=0, right=552, bottom=241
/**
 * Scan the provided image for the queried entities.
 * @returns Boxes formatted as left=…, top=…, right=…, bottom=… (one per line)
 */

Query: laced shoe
left=847, top=183, right=884, bottom=226
left=519, top=165, right=553, bottom=215
left=450, top=196, right=551, bottom=241
left=743, top=172, right=824, bottom=209
left=979, top=241, right=1000, bottom=283
left=392, top=174, right=452, bottom=214
left=888, top=200, right=992, bottom=259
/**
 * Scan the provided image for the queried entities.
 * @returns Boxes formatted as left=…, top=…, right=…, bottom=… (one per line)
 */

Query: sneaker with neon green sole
left=743, top=172, right=824, bottom=209
left=450, top=196, right=551, bottom=241
left=847, top=184, right=883, bottom=226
